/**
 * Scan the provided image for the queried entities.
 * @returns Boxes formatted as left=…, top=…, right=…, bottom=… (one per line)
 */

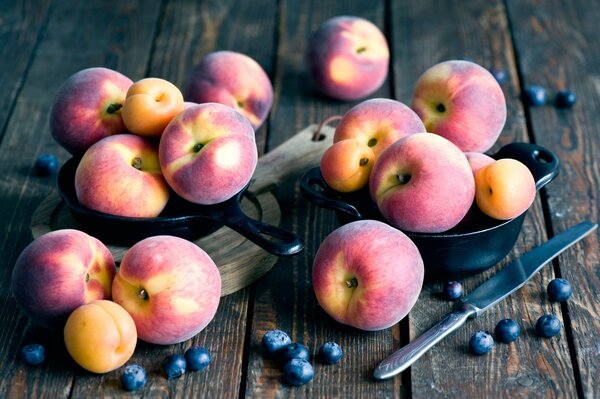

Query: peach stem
left=138, top=288, right=149, bottom=301
left=345, top=277, right=358, bottom=288
left=312, top=114, right=343, bottom=141
left=106, top=103, right=123, bottom=114
left=132, top=157, right=142, bottom=170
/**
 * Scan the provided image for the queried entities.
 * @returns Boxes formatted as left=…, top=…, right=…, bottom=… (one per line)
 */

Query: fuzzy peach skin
left=320, top=139, right=375, bottom=192
left=312, top=220, right=424, bottom=331
left=159, top=102, right=258, bottom=205
left=64, top=300, right=137, bottom=373
left=306, top=16, right=389, bottom=101
left=334, top=98, right=426, bottom=158
left=465, top=151, right=495, bottom=176
left=11, top=229, right=116, bottom=330
left=121, top=77, right=184, bottom=137
left=184, top=51, right=273, bottom=130
left=75, top=134, right=170, bottom=218
left=50, top=67, right=133, bottom=156
left=369, top=133, right=475, bottom=233
left=475, top=158, right=536, bottom=220
left=111, top=236, right=221, bottom=345
left=411, top=60, right=507, bottom=152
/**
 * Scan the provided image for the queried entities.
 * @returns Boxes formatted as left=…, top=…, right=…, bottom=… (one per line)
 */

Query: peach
left=369, top=133, right=475, bottom=233
left=159, top=103, right=258, bottom=205
left=411, top=60, right=507, bottom=152
left=306, top=16, right=389, bottom=101
left=64, top=300, right=137, bottom=373
left=334, top=99, right=426, bottom=157
left=75, top=134, right=170, bottom=218
left=312, top=220, right=424, bottom=331
left=475, top=158, right=536, bottom=220
left=320, top=139, right=375, bottom=192
left=111, top=235, right=221, bottom=345
left=320, top=98, right=426, bottom=192
left=121, top=77, right=184, bottom=137
left=465, top=151, right=495, bottom=176
left=11, top=229, right=116, bottom=330
left=184, top=51, right=273, bottom=130
left=50, top=67, right=133, bottom=156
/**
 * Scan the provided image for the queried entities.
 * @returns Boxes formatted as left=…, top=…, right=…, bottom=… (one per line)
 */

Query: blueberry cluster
left=118, top=345, right=211, bottom=392
left=261, top=329, right=343, bottom=386
left=161, top=345, right=212, bottom=380
left=467, top=277, right=572, bottom=356
left=524, top=85, right=577, bottom=108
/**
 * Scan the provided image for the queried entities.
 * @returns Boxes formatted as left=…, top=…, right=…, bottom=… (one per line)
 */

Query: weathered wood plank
left=0, top=1, right=162, bottom=397
left=245, top=1, right=404, bottom=397
left=506, top=1, right=600, bottom=397
left=0, top=0, right=52, bottom=143
left=391, top=1, right=578, bottom=397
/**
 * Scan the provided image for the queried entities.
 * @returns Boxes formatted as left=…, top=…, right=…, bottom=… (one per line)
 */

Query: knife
left=373, top=221, right=598, bottom=380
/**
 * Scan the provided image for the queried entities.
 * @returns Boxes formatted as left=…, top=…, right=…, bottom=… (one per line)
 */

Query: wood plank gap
left=238, top=286, right=256, bottom=399
left=384, top=0, right=397, bottom=102
left=502, top=0, right=538, bottom=146
left=262, top=0, right=283, bottom=155
left=142, top=0, right=169, bottom=78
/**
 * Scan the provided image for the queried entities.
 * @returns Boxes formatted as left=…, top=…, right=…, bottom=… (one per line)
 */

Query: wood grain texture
left=1, top=0, right=599, bottom=397
left=0, top=0, right=52, bottom=143
left=391, top=1, right=578, bottom=397
left=506, top=1, right=600, bottom=397
left=245, top=1, right=404, bottom=398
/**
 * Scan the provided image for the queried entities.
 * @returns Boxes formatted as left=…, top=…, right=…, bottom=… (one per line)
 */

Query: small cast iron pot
left=57, top=157, right=304, bottom=256
left=300, top=142, right=559, bottom=279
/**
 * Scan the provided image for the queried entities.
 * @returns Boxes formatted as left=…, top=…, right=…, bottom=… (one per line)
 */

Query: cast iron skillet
left=300, top=142, right=560, bottom=279
left=57, top=157, right=304, bottom=256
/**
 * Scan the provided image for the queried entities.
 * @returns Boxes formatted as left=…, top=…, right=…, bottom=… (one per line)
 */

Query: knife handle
left=373, top=303, right=478, bottom=380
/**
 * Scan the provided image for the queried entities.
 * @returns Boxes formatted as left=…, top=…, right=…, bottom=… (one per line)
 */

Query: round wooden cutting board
left=30, top=125, right=334, bottom=297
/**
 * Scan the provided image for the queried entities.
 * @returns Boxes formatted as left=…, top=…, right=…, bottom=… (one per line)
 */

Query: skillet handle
left=217, top=196, right=304, bottom=256
left=493, top=142, right=560, bottom=190
left=299, top=167, right=363, bottom=220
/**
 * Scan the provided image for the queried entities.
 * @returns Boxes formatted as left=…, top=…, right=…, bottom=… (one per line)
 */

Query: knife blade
left=373, top=221, right=597, bottom=380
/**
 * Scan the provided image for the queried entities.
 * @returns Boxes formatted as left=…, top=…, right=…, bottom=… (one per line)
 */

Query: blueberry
left=555, top=90, right=577, bottom=108
left=184, top=346, right=211, bottom=371
left=162, top=354, right=186, bottom=379
left=469, top=331, right=494, bottom=355
left=443, top=281, right=463, bottom=301
left=489, top=67, right=507, bottom=84
left=120, top=364, right=147, bottom=392
left=535, top=314, right=561, bottom=338
left=318, top=342, right=343, bottom=364
left=34, top=154, right=58, bottom=177
left=280, top=342, right=310, bottom=363
left=524, top=85, right=548, bottom=106
left=282, top=358, right=314, bottom=386
left=547, top=278, right=573, bottom=302
left=20, top=343, right=46, bottom=365
left=494, top=319, right=521, bottom=343
left=261, top=329, right=292, bottom=355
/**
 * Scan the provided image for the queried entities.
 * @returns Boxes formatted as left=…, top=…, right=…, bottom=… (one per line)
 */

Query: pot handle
left=205, top=194, right=304, bottom=257
left=299, top=167, right=363, bottom=219
left=493, top=142, right=560, bottom=190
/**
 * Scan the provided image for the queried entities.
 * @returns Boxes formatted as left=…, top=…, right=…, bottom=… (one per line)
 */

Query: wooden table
left=1, top=1, right=598, bottom=397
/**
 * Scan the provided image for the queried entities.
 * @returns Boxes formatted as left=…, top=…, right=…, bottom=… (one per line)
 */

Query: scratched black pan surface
left=300, top=142, right=559, bottom=279
left=57, top=157, right=303, bottom=256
